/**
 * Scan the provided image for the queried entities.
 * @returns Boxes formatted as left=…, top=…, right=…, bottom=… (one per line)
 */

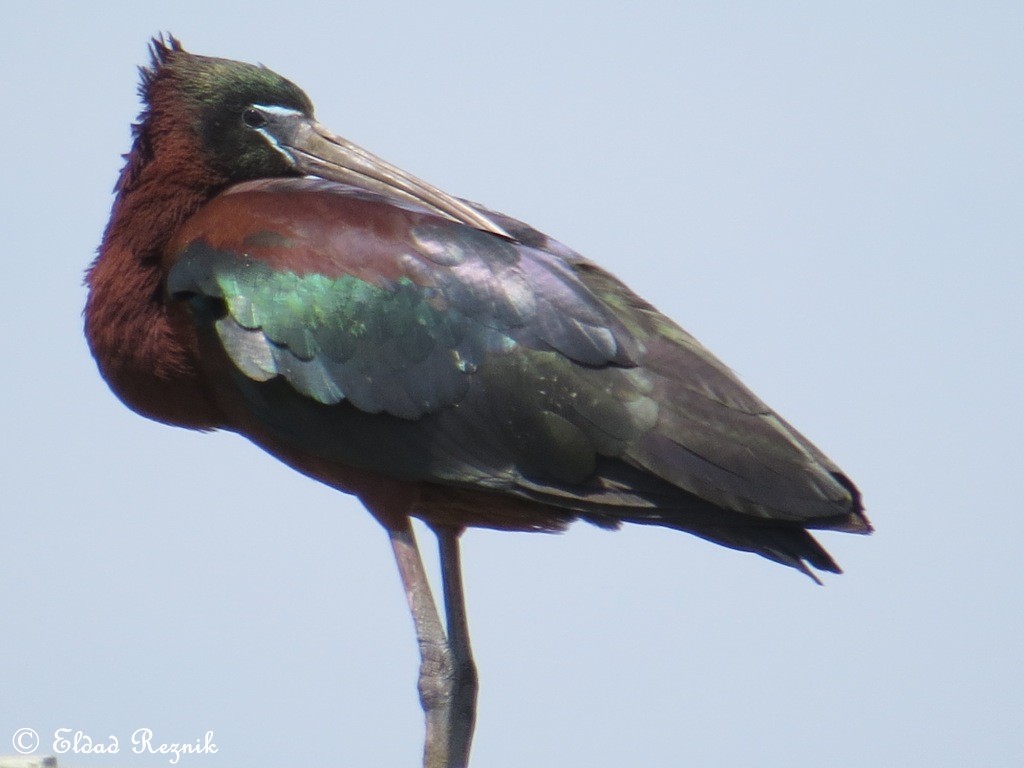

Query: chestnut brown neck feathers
left=85, top=40, right=229, bottom=429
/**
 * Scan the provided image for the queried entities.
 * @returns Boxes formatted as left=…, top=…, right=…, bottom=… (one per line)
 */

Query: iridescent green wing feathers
left=175, top=253, right=489, bottom=419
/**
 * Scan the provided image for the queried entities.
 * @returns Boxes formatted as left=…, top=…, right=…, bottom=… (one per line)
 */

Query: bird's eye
left=242, top=107, right=267, bottom=129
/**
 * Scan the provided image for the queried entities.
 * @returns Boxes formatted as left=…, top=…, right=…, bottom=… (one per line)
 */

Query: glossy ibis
left=85, top=36, right=869, bottom=768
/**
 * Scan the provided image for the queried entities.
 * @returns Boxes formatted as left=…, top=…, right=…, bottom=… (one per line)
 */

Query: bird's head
left=127, top=36, right=507, bottom=235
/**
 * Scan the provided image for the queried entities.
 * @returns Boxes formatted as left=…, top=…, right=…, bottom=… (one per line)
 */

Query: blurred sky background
left=2, top=2, right=1022, bottom=766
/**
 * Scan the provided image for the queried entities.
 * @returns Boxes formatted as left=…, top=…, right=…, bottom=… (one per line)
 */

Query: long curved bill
left=256, top=106, right=511, bottom=239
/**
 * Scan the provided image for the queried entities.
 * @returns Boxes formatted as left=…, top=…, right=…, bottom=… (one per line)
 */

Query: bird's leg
left=387, top=519, right=476, bottom=768
left=435, top=525, right=478, bottom=767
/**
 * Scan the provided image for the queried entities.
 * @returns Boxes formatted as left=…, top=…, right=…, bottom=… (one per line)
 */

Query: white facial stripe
left=256, top=128, right=294, bottom=163
left=251, top=104, right=304, bottom=117
left=249, top=104, right=302, bottom=163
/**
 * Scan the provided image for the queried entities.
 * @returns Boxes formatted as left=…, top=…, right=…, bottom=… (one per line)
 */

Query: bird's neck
left=85, top=134, right=227, bottom=429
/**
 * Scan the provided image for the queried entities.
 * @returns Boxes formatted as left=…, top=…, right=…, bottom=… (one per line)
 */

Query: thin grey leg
left=387, top=520, right=477, bottom=768
left=436, top=526, right=478, bottom=767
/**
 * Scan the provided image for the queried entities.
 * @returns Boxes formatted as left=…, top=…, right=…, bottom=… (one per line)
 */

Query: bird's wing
left=167, top=178, right=864, bottom=536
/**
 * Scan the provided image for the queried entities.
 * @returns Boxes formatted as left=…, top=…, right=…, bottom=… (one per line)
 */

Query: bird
left=85, top=36, right=870, bottom=768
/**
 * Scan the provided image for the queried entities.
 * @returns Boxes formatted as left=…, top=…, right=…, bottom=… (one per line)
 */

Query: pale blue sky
left=3, top=2, right=1022, bottom=766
